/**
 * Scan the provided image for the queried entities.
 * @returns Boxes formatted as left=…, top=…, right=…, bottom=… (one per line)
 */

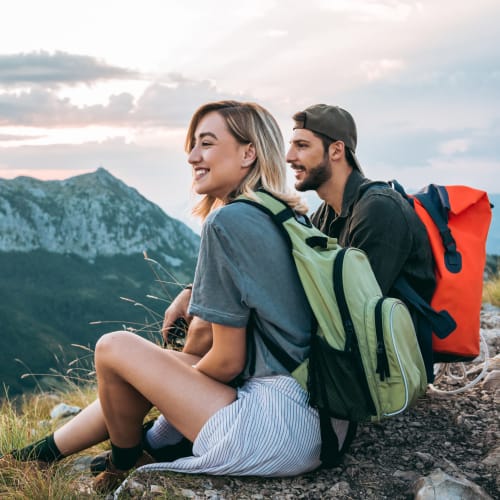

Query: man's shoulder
left=356, top=182, right=404, bottom=208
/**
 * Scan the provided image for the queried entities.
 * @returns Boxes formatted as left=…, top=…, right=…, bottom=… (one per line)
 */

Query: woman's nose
left=188, top=146, right=201, bottom=164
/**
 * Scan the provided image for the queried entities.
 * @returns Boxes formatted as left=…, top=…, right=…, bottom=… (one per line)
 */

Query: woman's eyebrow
left=198, top=132, right=217, bottom=140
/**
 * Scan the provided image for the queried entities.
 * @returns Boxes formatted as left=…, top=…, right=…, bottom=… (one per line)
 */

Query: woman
left=0, top=101, right=322, bottom=494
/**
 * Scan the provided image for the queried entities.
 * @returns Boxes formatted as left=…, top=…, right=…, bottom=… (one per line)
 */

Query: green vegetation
left=0, top=375, right=105, bottom=499
left=0, top=250, right=195, bottom=396
left=483, top=273, right=500, bottom=307
left=483, top=254, right=500, bottom=306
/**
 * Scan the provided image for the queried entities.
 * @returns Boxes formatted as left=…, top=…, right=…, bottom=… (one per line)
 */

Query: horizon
left=2, top=167, right=499, bottom=256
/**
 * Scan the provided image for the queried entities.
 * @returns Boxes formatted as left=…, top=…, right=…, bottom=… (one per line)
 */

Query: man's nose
left=285, top=147, right=295, bottom=163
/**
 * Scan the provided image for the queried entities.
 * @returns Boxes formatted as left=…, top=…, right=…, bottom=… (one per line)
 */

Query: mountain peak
left=0, top=170, right=200, bottom=265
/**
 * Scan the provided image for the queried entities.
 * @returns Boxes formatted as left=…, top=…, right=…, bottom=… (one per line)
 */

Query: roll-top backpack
left=234, top=190, right=428, bottom=467
left=387, top=181, right=493, bottom=363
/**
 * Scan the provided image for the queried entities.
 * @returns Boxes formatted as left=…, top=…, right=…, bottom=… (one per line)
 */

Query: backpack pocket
left=306, top=333, right=376, bottom=422
left=362, top=297, right=427, bottom=420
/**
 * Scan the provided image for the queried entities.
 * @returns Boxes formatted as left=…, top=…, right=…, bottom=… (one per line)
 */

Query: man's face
left=286, top=128, right=331, bottom=192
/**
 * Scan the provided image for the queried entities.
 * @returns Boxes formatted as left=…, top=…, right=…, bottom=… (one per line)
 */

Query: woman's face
left=188, top=111, right=252, bottom=200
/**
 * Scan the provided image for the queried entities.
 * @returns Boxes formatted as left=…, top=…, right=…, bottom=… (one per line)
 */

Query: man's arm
left=348, top=193, right=412, bottom=294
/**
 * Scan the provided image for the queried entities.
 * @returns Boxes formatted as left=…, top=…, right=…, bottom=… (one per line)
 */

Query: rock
left=482, top=370, right=500, bottom=391
left=70, top=454, right=94, bottom=472
left=393, top=469, right=420, bottom=482
left=327, top=481, right=351, bottom=495
left=482, top=446, right=500, bottom=467
left=50, top=403, right=81, bottom=419
left=487, top=353, right=500, bottom=371
left=414, top=469, right=493, bottom=499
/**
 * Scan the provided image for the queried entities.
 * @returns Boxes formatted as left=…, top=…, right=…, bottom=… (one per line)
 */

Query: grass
left=0, top=348, right=163, bottom=499
left=0, top=385, right=103, bottom=499
left=0, top=254, right=188, bottom=499
left=483, top=273, right=500, bottom=307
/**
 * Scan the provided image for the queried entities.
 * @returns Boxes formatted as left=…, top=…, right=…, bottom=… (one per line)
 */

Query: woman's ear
left=242, top=143, right=257, bottom=168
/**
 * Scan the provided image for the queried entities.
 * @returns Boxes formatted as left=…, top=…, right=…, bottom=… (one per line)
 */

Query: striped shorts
left=136, top=375, right=322, bottom=477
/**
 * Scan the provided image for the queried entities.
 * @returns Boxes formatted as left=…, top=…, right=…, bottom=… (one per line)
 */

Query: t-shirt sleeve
left=188, top=211, right=250, bottom=327
left=348, top=193, right=412, bottom=294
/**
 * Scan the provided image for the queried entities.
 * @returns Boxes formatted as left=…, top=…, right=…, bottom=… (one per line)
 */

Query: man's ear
left=329, top=141, right=345, bottom=162
left=242, top=143, right=257, bottom=168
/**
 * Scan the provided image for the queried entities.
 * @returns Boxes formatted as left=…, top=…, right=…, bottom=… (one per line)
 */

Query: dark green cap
left=293, top=104, right=363, bottom=172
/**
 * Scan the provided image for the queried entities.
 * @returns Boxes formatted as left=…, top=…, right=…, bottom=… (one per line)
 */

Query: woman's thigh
left=95, top=331, right=237, bottom=442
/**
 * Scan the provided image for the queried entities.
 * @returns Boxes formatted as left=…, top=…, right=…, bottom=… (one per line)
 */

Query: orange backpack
left=391, top=182, right=492, bottom=362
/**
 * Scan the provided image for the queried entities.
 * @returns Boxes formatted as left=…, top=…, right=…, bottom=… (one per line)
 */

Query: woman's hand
left=162, top=288, right=193, bottom=345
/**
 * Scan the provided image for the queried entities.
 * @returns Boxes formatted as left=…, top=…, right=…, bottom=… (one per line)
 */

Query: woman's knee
left=95, top=331, right=135, bottom=366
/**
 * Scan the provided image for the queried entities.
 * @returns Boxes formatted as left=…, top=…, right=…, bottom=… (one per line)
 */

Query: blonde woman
left=1, top=101, right=322, bottom=493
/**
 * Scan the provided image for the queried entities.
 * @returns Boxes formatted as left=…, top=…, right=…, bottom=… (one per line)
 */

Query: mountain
left=486, top=193, right=500, bottom=256
left=0, top=168, right=199, bottom=395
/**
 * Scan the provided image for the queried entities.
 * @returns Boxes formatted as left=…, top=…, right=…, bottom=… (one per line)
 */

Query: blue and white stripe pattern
left=135, top=376, right=321, bottom=477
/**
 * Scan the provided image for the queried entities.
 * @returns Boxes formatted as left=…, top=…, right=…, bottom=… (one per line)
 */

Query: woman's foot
left=92, top=451, right=154, bottom=494
left=89, top=437, right=193, bottom=476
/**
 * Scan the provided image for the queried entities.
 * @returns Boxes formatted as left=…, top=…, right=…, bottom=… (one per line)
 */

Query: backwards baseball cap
left=293, top=104, right=363, bottom=173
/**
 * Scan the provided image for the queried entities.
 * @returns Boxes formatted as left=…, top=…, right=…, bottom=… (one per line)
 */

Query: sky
left=0, top=0, right=499, bottom=233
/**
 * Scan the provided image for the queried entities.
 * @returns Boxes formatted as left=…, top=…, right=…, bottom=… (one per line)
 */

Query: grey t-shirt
left=189, top=201, right=313, bottom=380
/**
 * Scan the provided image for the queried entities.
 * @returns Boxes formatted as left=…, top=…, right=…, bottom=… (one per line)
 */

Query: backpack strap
left=392, top=277, right=456, bottom=339
left=413, top=185, right=462, bottom=273
left=233, top=191, right=354, bottom=467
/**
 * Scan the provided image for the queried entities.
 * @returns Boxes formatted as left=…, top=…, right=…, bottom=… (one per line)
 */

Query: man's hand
left=162, top=288, right=193, bottom=345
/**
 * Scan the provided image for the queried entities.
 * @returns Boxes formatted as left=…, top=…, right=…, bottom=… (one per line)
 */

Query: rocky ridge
left=0, top=167, right=199, bottom=266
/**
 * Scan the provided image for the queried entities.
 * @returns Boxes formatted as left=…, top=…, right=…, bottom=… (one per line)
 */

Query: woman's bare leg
left=52, top=399, right=109, bottom=456
left=94, top=331, right=236, bottom=448
left=51, top=348, right=203, bottom=456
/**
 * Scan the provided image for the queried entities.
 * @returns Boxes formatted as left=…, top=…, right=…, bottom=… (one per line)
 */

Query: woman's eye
left=201, top=141, right=213, bottom=147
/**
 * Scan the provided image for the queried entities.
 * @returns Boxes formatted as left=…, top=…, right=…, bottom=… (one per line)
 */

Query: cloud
left=133, top=77, right=254, bottom=127
left=0, top=74, right=254, bottom=130
left=359, top=59, right=405, bottom=81
left=438, top=138, right=470, bottom=156
left=0, top=133, right=45, bottom=141
left=0, top=51, right=141, bottom=87
left=0, top=88, right=135, bottom=127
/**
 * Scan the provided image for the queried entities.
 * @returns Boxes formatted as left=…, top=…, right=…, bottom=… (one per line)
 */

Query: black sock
left=110, top=442, right=142, bottom=471
left=12, top=434, right=63, bottom=462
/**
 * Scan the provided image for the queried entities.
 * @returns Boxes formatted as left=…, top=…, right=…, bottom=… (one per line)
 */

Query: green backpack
left=235, top=190, right=428, bottom=464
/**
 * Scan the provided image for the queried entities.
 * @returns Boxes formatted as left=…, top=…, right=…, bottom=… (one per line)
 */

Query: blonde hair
left=186, top=100, right=307, bottom=220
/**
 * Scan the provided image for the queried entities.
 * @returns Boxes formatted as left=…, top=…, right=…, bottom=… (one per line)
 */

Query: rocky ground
left=98, top=306, right=500, bottom=499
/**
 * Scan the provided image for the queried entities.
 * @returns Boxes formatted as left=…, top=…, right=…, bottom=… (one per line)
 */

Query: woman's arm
left=194, top=323, right=246, bottom=383
left=183, top=317, right=213, bottom=356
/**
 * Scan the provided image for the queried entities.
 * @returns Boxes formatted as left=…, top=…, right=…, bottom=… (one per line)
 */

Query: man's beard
left=294, top=155, right=331, bottom=192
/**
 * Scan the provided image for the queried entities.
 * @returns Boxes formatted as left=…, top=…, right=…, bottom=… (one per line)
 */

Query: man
left=286, top=104, right=436, bottom=381
left=286, top=104, right=435, bottom=302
